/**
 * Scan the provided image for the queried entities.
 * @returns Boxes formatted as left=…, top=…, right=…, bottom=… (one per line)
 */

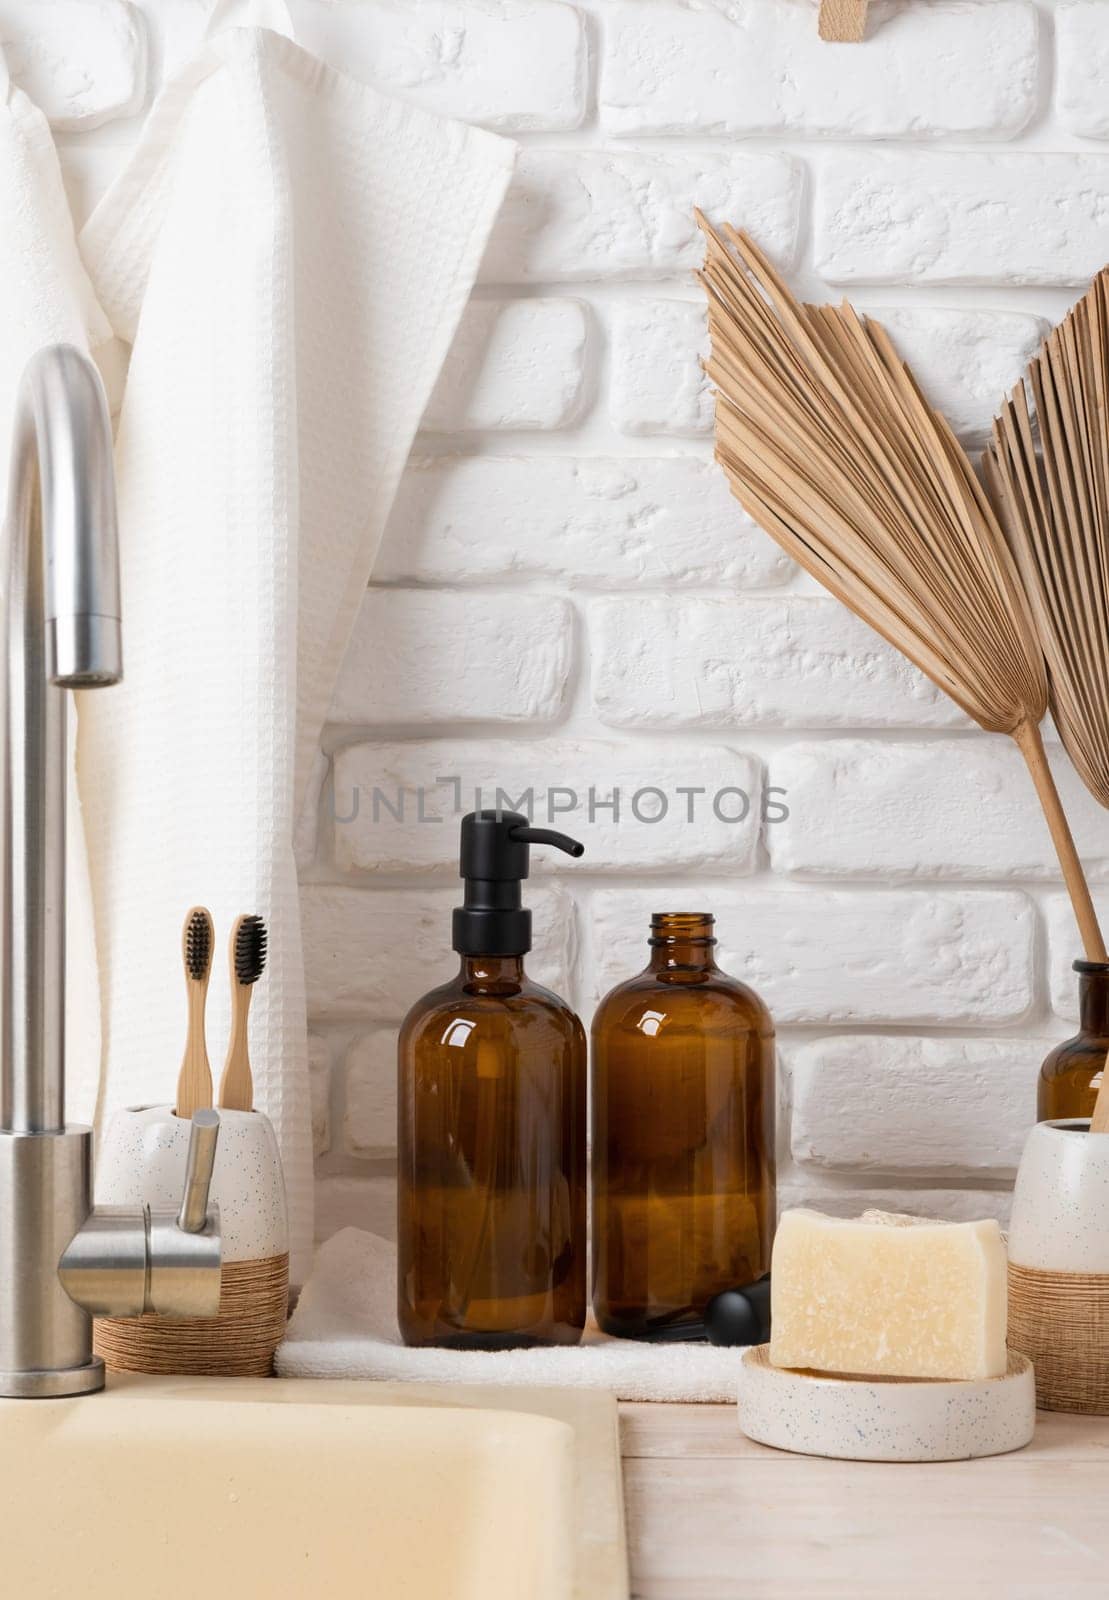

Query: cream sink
left=1, top=1376, right=627, bottom=1599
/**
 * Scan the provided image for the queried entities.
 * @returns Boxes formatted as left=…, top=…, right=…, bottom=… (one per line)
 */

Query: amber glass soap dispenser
left=1038, top=959, right=1109, bottom=1119
left=592, top=913, right=775, bottom=1340
left=398, top=811, right=587, bottom=1349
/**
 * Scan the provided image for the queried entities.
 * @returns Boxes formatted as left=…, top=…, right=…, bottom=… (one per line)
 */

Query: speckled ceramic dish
left=96, top=1104, right=288, bottom=1262
left=737, top=1345, right=1035, bottom=1462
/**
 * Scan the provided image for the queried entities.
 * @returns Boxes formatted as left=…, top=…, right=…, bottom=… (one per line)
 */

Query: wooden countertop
left=620, top=1403, right=1109, bottom=1599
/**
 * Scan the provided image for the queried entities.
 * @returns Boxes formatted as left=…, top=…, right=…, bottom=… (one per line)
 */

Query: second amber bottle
left=591, top=912, right=775, bottom=1340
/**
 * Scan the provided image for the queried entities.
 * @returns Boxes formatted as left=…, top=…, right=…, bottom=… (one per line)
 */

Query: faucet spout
left=0, top=346, right=121, bottom=1136
left=13, top=345, right=122, bottom=689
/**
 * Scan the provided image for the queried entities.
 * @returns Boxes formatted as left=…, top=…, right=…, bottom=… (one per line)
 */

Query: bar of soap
left=769, top=1207, right=1007, bottom=1380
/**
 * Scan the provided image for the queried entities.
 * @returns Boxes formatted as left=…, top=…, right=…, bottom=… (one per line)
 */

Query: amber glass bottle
left=1038, top=960, right=1109, bottom=1120
left=591, top=913, right=775, bottom=1340
left=397, top=811, right=587, bottom=1349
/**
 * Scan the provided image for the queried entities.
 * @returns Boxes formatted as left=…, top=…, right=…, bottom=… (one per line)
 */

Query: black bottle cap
left=452, top=810, right=584, bottom=956
left=703, top=1276, right=772, bottom=1347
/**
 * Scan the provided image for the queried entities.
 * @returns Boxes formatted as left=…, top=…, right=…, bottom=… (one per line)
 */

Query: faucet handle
left=177, top=1109, right=220, bottom=1234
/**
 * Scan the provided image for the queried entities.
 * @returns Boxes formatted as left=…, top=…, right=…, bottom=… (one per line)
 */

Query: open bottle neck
left=460, top=954, right=526, bottom=994
left=1077, top=962, right=1109, bottom=1038
left=647, top=913, right=719, bottom=975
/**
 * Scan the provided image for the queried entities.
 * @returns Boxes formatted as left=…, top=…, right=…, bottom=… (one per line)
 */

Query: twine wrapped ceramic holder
left=1008, top=1118, right=1109, bottom=1414
left=93, top=1105, right=289, bottom=1376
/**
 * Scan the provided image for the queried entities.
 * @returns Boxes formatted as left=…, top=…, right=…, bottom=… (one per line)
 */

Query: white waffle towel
left=277, top=1229, right=742, bottom=1404
left=0, top=50, right=113, bottom=1128
left=73, top=7, right=515, bottom=1280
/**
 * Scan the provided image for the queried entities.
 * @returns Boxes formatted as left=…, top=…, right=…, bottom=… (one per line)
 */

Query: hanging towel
left=277, top=1230, right=743, bottom=1404
left=0, top=50, right=113, bottom=1129
left=74, top=9, right=515, bottom=1281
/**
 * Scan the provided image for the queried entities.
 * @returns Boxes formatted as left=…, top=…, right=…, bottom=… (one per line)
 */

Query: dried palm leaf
left=985, top=269, right=1109, bottom=1125
left=985, top=272, right=1109, bottom=814
left=698, top=213, right=1106, bottom=964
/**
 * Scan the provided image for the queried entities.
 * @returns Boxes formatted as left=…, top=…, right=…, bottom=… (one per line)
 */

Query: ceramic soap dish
left=737, top=1345, right=1035, bottom=1463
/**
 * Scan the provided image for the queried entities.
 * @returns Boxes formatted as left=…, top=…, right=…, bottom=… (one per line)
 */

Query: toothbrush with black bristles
left=176, top=906, right=215, bottom=1118
left=218, top=914, right=268, bottom=1111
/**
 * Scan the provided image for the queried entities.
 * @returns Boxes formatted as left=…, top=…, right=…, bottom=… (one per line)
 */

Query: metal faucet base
left=0, top=1358, right=104, bottom=1399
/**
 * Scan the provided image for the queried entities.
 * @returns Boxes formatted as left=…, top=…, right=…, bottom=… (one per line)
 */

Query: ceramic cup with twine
left=1008, top=1117, right=1109, bottom=1414
left=93, top=1105, right=289, bottom=1376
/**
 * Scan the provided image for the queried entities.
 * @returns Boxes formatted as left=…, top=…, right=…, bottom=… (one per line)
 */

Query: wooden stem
left=1091, top=1067, right=1109, bottom=1135
left=1014, top=720, right=1107, bottom=962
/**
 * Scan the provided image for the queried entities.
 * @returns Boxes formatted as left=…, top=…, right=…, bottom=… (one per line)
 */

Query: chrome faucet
left=0, top=346, right=222, bottom=1399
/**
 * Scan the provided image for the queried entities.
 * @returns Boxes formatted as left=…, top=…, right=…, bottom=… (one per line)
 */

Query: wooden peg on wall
left=819, top=0, right=869, bottom=41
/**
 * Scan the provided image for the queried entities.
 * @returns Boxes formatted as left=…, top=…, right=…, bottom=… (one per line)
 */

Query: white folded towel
left=73, top=18, right=515, bottom=1280
left=277, top=1228, right=742, bottom=1404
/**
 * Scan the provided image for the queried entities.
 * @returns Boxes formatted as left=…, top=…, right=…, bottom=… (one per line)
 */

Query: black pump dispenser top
left=452, top=810, right=584, bottom=956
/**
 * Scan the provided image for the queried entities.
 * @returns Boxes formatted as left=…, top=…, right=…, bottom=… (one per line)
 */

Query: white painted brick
left=307, top=1032, right=332, bottom=1158
left=480, top=149, right=801, bottom=283
left=817, top=153, right=1109, bottom=287
left=302, top=883, right=577, bottom=1021
left=875, top=307, right=1047, bottom=447
left=601, top=0, right=1036, bottom=140
left=344, top=1030, right=397, bottom=1157
left=330, top=589, right=572, bottom=727
left=776, top=1176, right=1011, bottom=1230
left=331, top=738, right=763, bottom=876
left=422, top=299, right=588, bottom=432
left=771, top=737, right=1109, bottom=882
left=293, top=0, right=586, bottom=131
left=0, top=0, right=146, bottom=128
left=314, top=1175, right=397, bottom=1244
left=591, top=886, right=1034, bottom=1026
left=375, top=456, right=792, bottom=590
left=610, top=300, right=1045, bottom=446
left=591, top=597, right=967, bottom=732
left=133, top=0, right=206, bottom=80
left=610, top=301, right=711, bottom=437
left=790, top=1035, right=1043, bottom=1180
left=1046, top=892, right=1109, bottom=1023
left=1057, top=2, right=1109, bottom=139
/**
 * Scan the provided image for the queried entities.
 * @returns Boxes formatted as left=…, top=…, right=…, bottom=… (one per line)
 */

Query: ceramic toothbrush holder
left=93, top=1105, right=289, bottom=1376
left=1007, top=1117, right=1109, bottom=1414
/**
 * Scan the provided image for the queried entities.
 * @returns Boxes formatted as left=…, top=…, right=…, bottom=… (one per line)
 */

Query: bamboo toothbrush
left=176, top=906, right=215, bottom=1118
left=218, top=914, right=268, bottom=1111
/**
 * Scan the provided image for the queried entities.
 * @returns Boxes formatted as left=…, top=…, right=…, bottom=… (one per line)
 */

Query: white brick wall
left=0, top=0, right=146, bottom=128
left=27, top=0, right=1109, bottom=1240
left=817, top=153, right=1109, bottom=287
left=331, top=738, right=764, bottom=874
left=771, top=738, right=1109, bottom=881
left=330, top=589, right=573, bottom=726
left=375, top=456, right=792, bottom=588
left=590, top=886, right=1036, bottom=1026
left=480, top=149, right=802, bottom=281
left=590, top=597, right=967, bottom=730
left=789, top=1036, right=1048, bottom=1180
left=421, top=299, right=589, bottom=430
left=599, top=1, right=1038, bottom=140
left=1055, top=2, right=1109, bottom=138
